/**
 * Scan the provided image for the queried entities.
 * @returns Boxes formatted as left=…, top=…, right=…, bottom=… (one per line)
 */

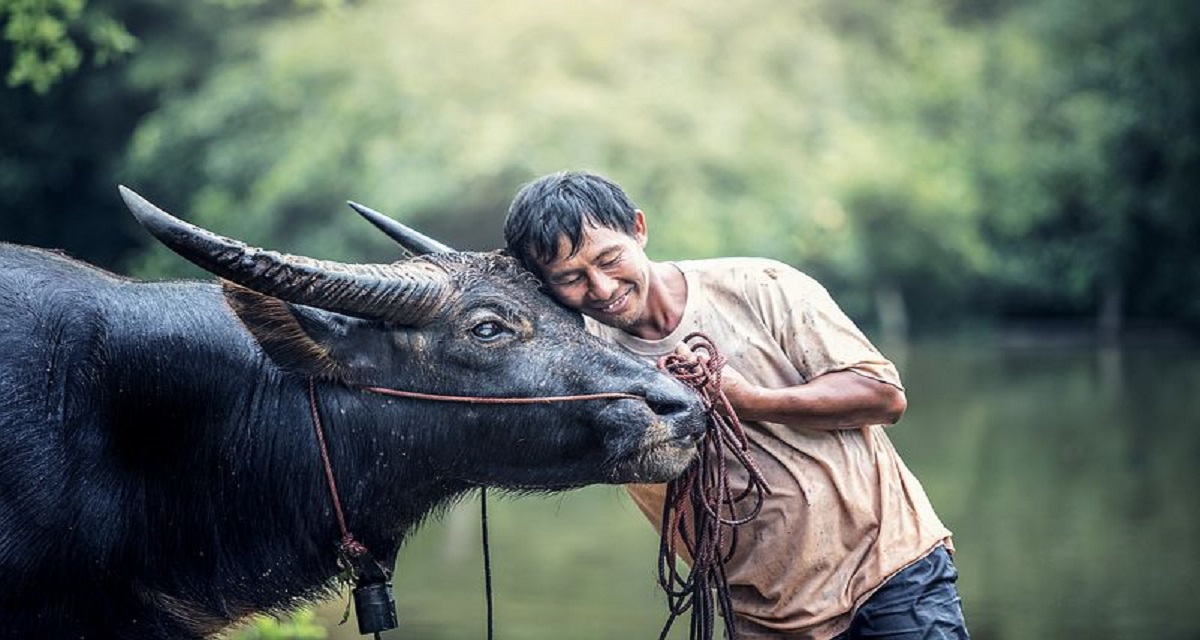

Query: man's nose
left=588, top=270, right=619, bottom=300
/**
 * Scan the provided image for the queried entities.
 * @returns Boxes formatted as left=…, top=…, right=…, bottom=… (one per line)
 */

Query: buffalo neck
left=91, top=281, right=466, bottom=625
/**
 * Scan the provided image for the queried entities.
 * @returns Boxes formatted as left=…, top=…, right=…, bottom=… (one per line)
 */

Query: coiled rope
left=656, top=333, right=772, bottom=640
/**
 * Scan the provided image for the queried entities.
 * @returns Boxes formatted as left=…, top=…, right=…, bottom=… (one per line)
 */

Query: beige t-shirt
left=585, top=257, right=952, bottom=640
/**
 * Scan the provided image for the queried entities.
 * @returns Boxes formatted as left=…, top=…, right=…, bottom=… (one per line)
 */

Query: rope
left=308, top=380, right=368, bottom=559
left=481, top=488, right=495, bottom=640
left=655, top=333, right=772, bottom=640
left=364, top=386, right=641, bottom=404
left=308, top=380, right=648, bottom=639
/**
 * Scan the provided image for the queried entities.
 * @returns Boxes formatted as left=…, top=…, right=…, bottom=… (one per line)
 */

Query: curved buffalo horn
left=118, top=186, right=449, bottom=325
left=347, top=201, right=455, bottom=255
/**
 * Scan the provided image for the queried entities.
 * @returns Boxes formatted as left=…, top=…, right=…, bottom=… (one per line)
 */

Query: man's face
left=535, top=211, right=653, bottom=332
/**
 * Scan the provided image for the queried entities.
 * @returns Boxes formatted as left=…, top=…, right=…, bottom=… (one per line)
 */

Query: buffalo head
left=118, top=187, right=705, bottom=489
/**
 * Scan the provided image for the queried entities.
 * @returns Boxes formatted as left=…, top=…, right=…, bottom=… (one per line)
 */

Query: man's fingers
left=672, top=343, right=712, bottom=369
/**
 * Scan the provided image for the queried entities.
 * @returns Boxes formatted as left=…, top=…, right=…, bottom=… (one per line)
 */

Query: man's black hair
left=504, top=171, right=639, bottom=274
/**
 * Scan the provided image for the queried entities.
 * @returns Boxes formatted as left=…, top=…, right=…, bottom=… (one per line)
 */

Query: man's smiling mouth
left=595, top=288, right=632, bottom=314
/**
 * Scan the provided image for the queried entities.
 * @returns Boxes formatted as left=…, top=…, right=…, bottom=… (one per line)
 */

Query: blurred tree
left=4, top=0, right=1197, bottom=334
left=970, top=0, right=1200, bottom=335
left=0, top=0, right=347, bottom=92
left=123, top=0, right=926, bottom=286
left=1, top=0, right=137, bottom=93
left=813, top=0, right=993, bottom=337
left=0, top=0, right=346, bottom=268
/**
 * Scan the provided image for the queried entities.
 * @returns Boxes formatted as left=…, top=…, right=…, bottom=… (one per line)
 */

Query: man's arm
left=720, top=368, right=906, bottom=431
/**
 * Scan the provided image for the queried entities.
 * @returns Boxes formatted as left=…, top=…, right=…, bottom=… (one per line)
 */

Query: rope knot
left=339, top=535, right=369, bottom=559
left=659, top=334, right=727, bottom=403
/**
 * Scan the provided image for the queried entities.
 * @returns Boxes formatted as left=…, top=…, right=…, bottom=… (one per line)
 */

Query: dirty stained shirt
left=584, top=257, right=953, bottom=640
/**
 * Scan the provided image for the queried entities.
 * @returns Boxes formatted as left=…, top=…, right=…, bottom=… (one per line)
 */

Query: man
left=503, top=171, right=969, bottom=640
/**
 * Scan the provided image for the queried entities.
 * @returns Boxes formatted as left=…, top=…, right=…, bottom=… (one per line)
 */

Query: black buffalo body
left=0, top=190, right=704, bottom=638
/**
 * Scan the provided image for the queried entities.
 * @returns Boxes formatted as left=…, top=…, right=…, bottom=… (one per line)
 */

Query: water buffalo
left=0, top=188, right=705, bottom=639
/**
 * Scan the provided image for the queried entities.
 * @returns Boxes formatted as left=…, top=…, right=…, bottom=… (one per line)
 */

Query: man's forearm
left=727, top=370, right=906, bottom=430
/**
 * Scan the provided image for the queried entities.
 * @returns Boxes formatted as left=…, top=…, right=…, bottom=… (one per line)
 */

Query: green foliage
left=3, top=0, right=1197, bottom=334
left=0, top=0, right=346, bottom=92
left=3, top=0, right=93, bottom=92
left=125, top=0, right=973, bottom=276
left=965, top=0, right=1200, bottom=328
left=0, top=0, right=354, bottom=270
left=225, top=609, right=327, bottom=640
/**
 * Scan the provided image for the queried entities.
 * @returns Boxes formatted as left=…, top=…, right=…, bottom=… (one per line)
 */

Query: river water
left=316, top=340, right=1200, bottom=640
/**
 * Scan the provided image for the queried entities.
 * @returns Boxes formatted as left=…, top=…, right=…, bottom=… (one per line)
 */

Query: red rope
left=308, top=380, right=368, bottom=558
left=655, top=333, right=771, bottom=640
left=363, top=386, right=641, bottom=404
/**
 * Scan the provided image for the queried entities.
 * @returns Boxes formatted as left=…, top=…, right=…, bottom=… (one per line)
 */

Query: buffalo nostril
left=648, top=389, right=708, bottom=445
left=646, top=394, right=687, bottom=417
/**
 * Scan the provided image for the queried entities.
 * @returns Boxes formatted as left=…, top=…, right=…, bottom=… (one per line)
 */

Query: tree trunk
left=875, top=284, right=909, bottom=346
left=1098, top=279, right=1123, bottom=345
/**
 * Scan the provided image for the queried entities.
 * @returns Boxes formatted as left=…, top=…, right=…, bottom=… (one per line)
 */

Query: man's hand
left=716, top=364, right=755, bottom=410
left=670, top=343, right=756, bottom=412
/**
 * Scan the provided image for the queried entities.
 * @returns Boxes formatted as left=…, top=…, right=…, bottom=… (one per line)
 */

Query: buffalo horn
left=119, top=186, right=449, bottom=325
left=347, top=201, right=455, bottom=255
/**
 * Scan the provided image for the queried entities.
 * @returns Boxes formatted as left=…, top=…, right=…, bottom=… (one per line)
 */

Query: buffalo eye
left=471, top=320, right=508, bottom=342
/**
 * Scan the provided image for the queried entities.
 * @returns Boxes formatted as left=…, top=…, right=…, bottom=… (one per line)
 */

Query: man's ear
left=221, top=281, right=351, bottom=380
left=633, top=209, right=648, bottom=248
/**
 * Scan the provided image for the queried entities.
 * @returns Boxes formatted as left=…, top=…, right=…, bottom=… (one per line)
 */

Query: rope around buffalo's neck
left=656, top=333, right=772, bottom=640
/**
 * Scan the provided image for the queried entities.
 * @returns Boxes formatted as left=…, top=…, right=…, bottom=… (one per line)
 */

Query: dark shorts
left=833, top=546, right=970, bottom=640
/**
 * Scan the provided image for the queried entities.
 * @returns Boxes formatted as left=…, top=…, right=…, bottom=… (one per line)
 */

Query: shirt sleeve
left=745, top=261, right=903, bottom=390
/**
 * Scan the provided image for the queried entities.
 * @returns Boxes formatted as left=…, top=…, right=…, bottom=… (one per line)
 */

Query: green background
left=2, top=1, right=1198, bottom=638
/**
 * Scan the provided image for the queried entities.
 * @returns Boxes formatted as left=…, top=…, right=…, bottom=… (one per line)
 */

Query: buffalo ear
left=222, top=281, right=345, bottom=380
